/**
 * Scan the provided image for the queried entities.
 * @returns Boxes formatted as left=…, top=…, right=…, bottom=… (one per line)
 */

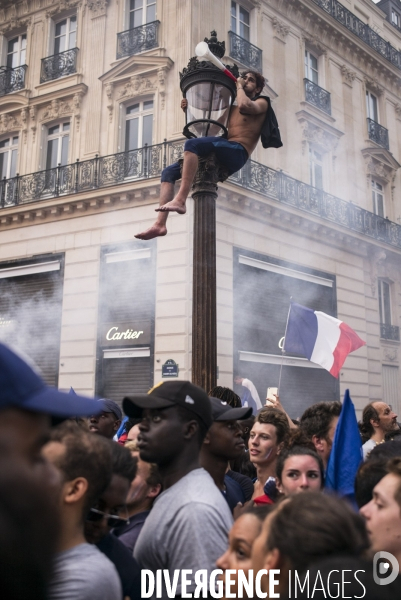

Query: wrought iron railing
left=0, top=65, right=27, bottom=96
left=380, top=323, right=400, bottom=341
left=40, top=48, right=78, bottom=83
left=367, top=118, right=389, bottom=150
left=116, top=21, right=160, bottom=59
left=304, top=79, right=331, bottom=114
left=228, top=31, right=262, bottom=72
left=312, top=0, right=401, bottom=71
left=2, top=138, right=401, bottom=250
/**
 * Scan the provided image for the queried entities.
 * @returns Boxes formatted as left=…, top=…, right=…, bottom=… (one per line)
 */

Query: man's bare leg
left=135, top=182, right=175, bottom=240
left=156, top=151, right=199, bottom=214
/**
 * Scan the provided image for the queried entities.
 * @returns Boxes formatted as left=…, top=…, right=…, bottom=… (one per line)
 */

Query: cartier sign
left=100, top=321, right=151, bottom=347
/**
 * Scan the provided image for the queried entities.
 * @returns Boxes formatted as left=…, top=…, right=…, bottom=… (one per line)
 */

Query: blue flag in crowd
left=325, top=389, right=362, bottom=499
left=69, top=387, right=77, bottom=395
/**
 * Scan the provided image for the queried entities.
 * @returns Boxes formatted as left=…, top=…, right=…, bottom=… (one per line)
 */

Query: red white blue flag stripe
left=283, top=303, right=366, bottom=378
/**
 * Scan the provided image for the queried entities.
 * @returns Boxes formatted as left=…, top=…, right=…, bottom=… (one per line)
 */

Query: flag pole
left=278, top=299, right=292, bottom=395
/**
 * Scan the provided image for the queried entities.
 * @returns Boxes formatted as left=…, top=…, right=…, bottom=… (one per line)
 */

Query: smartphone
left=266, top=387, right=278, bottom=404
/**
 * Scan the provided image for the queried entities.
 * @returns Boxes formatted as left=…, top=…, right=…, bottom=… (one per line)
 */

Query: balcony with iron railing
left=380, top=323, right=400, bottom=341
left=40, top=48, right=78, bottom=83
left=367, top=118, right=390, bottom=150
left=228, top=31, right=262, bottom=72
left=3, top=139, right=401, bottom=250
left=116, top=21, right=160, bottom=59
left=0, top=65, right=27, bottom=97
left=312, top=0, right=401, bottom=71
left=304, top=79, right=331, bottom=115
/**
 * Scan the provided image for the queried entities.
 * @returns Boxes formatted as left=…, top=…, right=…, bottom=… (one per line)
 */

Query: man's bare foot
left=135, top=223, right=167, bottom=240
left=155, top=199, right=186, bottom=214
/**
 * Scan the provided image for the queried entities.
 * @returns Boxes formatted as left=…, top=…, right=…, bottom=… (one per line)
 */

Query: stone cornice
left=263, top=0, right=401, bottom=96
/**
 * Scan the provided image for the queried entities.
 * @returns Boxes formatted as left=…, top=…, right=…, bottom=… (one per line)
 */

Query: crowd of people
left=1, top=340, right=401, bottom=600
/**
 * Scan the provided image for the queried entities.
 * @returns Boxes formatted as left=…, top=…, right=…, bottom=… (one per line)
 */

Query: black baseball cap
left=210, top=397, right=252, bottom=421
left=0, top=342, right=102, bottom=417
left=123, top=380, right=213, bottom=429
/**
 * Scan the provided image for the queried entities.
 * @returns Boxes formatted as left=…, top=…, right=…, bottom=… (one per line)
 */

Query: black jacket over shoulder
left=253, top=95, right=283, bottom=149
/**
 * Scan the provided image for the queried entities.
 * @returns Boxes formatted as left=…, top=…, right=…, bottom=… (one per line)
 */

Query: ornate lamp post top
left=179, top=31, right=239, bottom=140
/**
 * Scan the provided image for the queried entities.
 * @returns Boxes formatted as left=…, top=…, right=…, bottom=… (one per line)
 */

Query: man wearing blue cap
left=0, top=342, right=102, bottom=466
left=88, top=399, right=122, bottom=440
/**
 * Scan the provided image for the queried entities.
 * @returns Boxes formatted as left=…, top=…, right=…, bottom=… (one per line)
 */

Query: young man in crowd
left=85, top=442, right=141, bottom=600
left=200, top=396, right=252, bottom=511
left=123, top=381, right=233, bottom=598
left=88, top=398, right=122, bottom=440
left=113, top=440, right=162, bottom=553
left=361, top=457, right=401, bottom=568
left=42, top=423, right=122, bottom=600
left=249, top=407, right=290, bottom=503
left=299, top=400, right=342, bottom=468
left=359, top=401, right=399, bottom=459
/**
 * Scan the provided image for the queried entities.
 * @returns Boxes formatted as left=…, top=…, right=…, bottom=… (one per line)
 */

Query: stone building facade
left=0, top=0, right=401, bottom=416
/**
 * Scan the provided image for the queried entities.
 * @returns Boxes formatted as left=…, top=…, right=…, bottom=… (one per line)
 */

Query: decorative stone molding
left=157, top=67, right=167, bottom=110
left=341, top=65, right=356, bottom=87
left=117, top=75, right=156, bottom=101
left=300, top=121, right=339, bottom=155
left=272, top=17, right=290, bottom=41
left=395, top=103, right=401, bottom=122
left=0, top=113, right=22, bottom=135
left=362, top=147, right=400, bottom=203
left=105, top=82, right=114, bottom=121
left=46, top=0, right=82, bottom=18
left=383, top=347, right=398, bottom=362
left=73, top=91, right=84, bottom=131
left=40, top=99, right=73, bottom=123
left=87, top=0, right=108, bottom=18
left=301, top=33, right=327, bottom=56
left=364, top=76, right=383, bottom=96
left=21, top=106, right=28, bottom=143
left=29, top=105, right=37, bottom=142
left=0, top=16, right=32, bottom=35
left=369, top=248, right=386, bottom=297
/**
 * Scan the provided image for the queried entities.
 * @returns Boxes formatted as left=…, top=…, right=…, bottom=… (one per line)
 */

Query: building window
left=6, top=35, right=27, bottom=68
left=372, top=179, right=384, bottom=217
left=366, top=90, right=378, bottom=122
left=309, top=147, right=323, bottom=190
left=124, top=100, right=153, bottom=151
left=392, top=10, right=400, bottom=27
left=54, top=16, right=77, bottom=54
left=46, top=122, right=70, bottom=170
left=129, top=0, right=156, bottom=29
left=305, top=50, right=318, bottom=85
left=231, top=1, right=250, bottom=41
left=0, top=136, right=18, bottom=179
left=379, top=280, right=392, bottom=326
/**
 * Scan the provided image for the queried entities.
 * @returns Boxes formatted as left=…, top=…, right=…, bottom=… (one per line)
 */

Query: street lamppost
left=179, top=32, right=238, bottom=392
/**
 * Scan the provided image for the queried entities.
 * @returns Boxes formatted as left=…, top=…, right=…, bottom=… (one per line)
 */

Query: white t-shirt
left=242, top=378, right=262, bottom=410
left=134, top=468, right=233, bottom=599
left=362, top=438, right=377, bottom=460
left=48, top=543, right=122, bottom=600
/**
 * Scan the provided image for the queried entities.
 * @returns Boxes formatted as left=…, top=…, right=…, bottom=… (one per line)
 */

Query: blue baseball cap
left=0, top=342, right=102, bottom=417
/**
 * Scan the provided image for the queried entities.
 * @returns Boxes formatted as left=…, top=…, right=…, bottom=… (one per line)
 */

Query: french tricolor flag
left=283, top=303, right=366, bottom=378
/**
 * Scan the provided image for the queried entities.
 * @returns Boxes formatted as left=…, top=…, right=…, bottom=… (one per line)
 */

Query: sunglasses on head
left=86, top=507, right=130, bottom=528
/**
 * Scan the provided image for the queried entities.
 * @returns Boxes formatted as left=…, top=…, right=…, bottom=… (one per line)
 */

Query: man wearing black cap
left=123, top=381, right=233, bottom=599
left=200, top=397, right=252, bottom=512
left=88, top=399, right=122, bottom=440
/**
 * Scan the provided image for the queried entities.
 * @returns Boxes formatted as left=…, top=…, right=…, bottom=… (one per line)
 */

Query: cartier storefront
left=95, top=242, right=156, bottom=405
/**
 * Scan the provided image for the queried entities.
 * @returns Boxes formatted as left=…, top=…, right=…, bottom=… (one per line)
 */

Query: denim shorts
left=161, top=137, right=249, bottom=183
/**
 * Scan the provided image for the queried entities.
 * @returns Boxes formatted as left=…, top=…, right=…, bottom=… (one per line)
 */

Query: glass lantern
left=180, top=57, right=237, bottom=139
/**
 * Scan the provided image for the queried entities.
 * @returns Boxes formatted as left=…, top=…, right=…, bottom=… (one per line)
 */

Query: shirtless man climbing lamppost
left=135, top=71, right=268, bottom=240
